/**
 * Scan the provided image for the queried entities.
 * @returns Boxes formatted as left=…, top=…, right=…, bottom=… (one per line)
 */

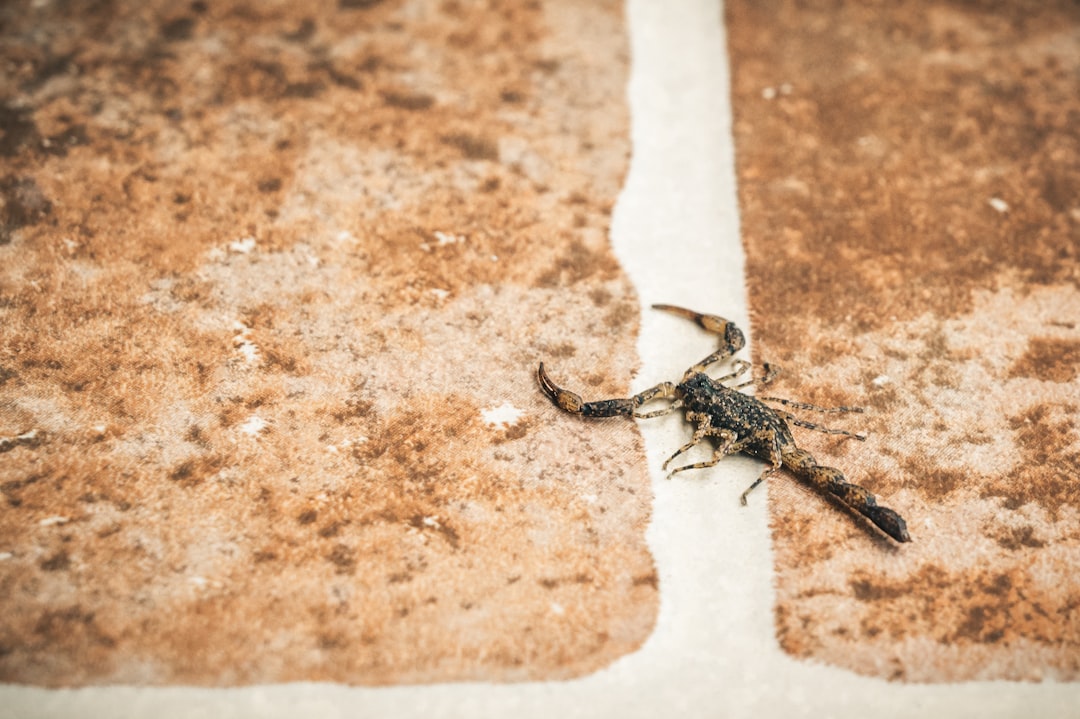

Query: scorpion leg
left=730, top=361, right=780, bottom=390
left=772, top=409, right=866, bottom=441
left=537, top=363, right=676, bottom=418
left=637, top=399, right=683, bottom=419
left=739, top=430, right=783, bottom=505
left=666, top=417, right=741, bottom=476
left=662, top=411, right=717, bottom=470
left=760, top=396, right=864, bottom=414
left=712, top=359, right=753, bottom=385
left=651, top=304, right=747, bottom=378
left=782, top=446, right=911, bottom=543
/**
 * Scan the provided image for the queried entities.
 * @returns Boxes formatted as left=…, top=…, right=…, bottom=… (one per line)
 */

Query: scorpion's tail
left=651, top=304, right=746, bottom=353
left=784, top=447, right=911, bottom=543
left=652, top=305, right=747, bottom=379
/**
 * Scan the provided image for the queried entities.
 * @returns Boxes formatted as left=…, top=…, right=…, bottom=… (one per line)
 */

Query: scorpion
left=536, top=304, right=911, bottom=543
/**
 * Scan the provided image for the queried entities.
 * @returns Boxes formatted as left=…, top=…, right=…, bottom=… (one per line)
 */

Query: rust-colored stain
left=0, top=0, right=656, bottom=686
left=728, top=0, right=1080, bottom=681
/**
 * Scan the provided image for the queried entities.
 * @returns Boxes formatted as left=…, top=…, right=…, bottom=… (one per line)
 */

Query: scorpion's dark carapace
left=537, top=304, right=911, bottom=544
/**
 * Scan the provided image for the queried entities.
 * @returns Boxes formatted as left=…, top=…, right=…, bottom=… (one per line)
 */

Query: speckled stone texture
left=0, top=0, right=656, bottom=686
left=727, top=0, right=1080, bottom=682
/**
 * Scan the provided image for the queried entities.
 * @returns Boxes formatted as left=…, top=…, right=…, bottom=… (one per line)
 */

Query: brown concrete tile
left=0, top=0, right=654, bottom=686
left=727, top=0, right=1080, bottom=681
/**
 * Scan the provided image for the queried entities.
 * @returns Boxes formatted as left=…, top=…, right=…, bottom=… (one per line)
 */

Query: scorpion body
left=537, top=304, right=911, bottom=543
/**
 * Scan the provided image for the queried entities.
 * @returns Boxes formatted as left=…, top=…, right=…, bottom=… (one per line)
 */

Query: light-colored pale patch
left=228, top=236, right=257, bottom=254
left=433, top=231, right=465, bottom=246
left=2, top=430, right=40, bottom=445
left=231, top=321, right=261, bottom=364
left=274, top=140, right=419, bottom=235
left=238, top=414, right=267, bottom=436
left=480, top=402, right=525, bottom=430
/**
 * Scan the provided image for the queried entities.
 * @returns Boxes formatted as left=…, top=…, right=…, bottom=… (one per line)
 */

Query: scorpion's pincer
left=537, top=363, right=585, bottom=414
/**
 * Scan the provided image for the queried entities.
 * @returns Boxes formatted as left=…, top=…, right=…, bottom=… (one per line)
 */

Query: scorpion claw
left=538, top=363, right=639, bottom=417
left=537, top=363, right=585, bottom=414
